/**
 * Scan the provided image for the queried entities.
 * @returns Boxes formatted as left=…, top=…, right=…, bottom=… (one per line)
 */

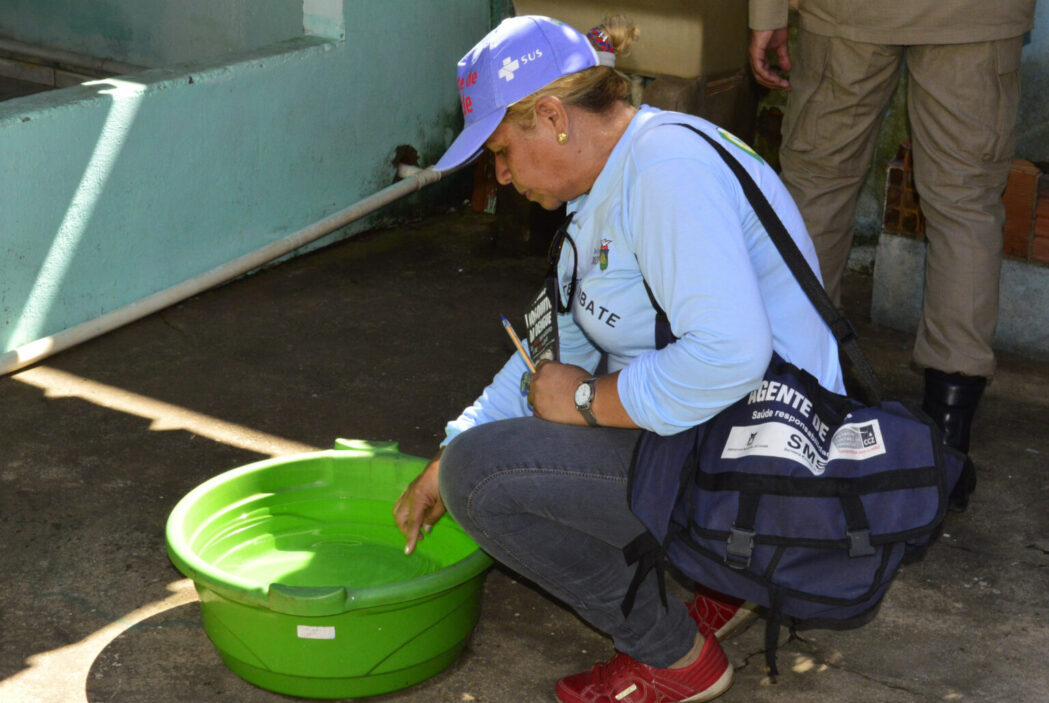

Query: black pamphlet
left=524, top=278, right=559, bottom=363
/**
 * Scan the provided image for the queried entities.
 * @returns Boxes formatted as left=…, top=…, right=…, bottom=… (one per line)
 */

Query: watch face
left=574, top=380, right=593, bottom=407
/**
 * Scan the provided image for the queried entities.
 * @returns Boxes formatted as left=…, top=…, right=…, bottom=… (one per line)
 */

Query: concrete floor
left=2, top=209, right=1047, bottom=703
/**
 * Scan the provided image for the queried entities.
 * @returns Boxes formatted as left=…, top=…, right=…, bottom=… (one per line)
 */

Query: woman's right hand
left=393, top=449, right=446, bottom=555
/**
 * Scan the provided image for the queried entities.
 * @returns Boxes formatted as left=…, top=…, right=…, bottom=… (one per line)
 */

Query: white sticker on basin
left=297, top=625, right=336, bottom=640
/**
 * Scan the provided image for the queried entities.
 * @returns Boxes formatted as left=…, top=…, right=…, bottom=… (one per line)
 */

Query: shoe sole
left=681, top=663, right=735, bottom=702
left=553, top=659, right=736, bottom=703
left=714, top=602, right=759, bottom=640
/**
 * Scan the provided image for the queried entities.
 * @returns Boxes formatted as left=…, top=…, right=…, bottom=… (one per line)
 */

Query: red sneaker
left=687, top=584, right=758, bottom=640
left=555, top=635, right=733, bottom=703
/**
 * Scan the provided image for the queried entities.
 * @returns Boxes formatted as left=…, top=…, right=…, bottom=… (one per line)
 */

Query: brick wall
left=1032, top=175, right=1049, bottom=263
left=883, top=140, right=1049, bottom=265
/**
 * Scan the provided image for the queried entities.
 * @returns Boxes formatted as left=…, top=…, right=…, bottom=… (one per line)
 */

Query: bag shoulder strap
left=672, top=122, right=884, bottom=403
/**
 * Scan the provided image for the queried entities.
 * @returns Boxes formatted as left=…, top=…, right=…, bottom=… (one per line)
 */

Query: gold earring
left=557, top=132, right=568, bottom=145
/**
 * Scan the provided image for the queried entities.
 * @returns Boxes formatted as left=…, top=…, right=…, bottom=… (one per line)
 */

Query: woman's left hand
left=528, top=361, right=591, bottom=424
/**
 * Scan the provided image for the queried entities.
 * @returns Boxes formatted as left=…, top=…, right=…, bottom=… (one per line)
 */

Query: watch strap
left=576, top=379, right=599, bottom=427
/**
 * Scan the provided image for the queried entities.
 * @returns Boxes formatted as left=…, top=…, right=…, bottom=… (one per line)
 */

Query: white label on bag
left=297, top=625, right=336, bottom=640
left=721, top=421, right=827, bottom=476
left=828, top=420, right=886, bottom=461
left=721, top=418, right=888, bottom=477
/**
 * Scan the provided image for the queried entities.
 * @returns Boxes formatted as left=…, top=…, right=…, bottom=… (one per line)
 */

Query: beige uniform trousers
left=779, top=29, right=1024, bottom=378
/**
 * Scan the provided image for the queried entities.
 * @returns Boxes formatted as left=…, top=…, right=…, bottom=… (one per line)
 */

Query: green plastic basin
left=166, top=439, right=491, bottom=699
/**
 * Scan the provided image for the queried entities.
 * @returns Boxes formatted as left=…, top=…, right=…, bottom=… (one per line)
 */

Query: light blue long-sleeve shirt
left=444, top=106, right=844, bottom=443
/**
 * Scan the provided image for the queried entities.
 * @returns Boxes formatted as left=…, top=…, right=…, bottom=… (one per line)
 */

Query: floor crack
left=734, top=628, right=933, bottom=700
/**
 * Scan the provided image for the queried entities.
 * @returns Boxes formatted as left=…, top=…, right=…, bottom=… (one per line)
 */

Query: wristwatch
left=574, top=378, right=599, bottom=427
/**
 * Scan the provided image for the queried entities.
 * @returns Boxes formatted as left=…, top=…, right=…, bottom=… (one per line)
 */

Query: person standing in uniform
left=748, top=0, right=1037, bottom=457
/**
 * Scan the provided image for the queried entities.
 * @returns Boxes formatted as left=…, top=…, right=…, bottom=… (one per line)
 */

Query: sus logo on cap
left=498, top=56, right=521, bottom=81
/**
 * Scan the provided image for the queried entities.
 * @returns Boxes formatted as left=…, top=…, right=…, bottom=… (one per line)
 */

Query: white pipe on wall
left=0, top=37, right=147, bottom=77
left=0, top=166, right=453, bottom=377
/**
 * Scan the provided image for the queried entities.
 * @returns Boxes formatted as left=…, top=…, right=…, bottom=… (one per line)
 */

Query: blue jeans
left=440, top=417, right=696, bottom=668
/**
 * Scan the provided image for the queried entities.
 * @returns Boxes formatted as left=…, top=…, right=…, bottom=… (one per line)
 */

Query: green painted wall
left=0, top=0, right=304, bottom=67
left=1, top=1, right=490, bottom=353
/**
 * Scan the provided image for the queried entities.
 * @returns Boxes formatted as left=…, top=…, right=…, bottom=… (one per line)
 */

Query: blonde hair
left=503, top=15, right=639, bottom=127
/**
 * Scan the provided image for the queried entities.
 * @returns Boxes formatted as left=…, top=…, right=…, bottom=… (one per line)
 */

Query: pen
left=501, top=315, right=536, bottom=373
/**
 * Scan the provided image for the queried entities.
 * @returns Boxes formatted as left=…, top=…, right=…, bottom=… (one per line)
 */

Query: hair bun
left=592, top=15, right=639, bottom=57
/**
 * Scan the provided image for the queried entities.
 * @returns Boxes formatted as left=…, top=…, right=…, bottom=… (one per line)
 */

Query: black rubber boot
left=922, top=369, right=987, bottom=454
left=922, top=369, right=986, bottom=512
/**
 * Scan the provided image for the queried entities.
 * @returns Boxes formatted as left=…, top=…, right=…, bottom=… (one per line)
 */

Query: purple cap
left=433, top=15, right=614, bottom=172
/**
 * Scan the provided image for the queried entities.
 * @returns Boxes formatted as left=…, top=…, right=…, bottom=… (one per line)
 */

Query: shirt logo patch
left=718, top=127, right=764, bottom=163
left=598, top=239, right=612, bottom=270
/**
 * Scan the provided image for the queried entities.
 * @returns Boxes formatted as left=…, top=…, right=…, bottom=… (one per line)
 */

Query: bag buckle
left=847, top=528, right=876, bottom=557
left=725, top=525, right=756, bottom=569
